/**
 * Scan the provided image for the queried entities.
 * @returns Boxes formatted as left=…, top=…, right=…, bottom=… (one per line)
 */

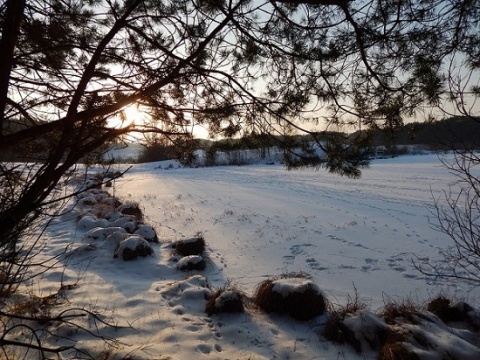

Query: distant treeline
left=361, top=116, right=480, bottom=150
left=198, top=116, right=480, bottom=154
left=2, top=116, right=479, bottom=163
left=123, top=116, right=480, bottom=164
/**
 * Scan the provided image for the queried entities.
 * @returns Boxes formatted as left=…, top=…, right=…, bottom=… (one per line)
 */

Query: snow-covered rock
left=83, top=226, right=127, bottom=242
left=109, top=216, right=137, bottom=231
left=134, top=224, right=159, bottom=243
left=104, top=211, right=124, bottom=222
left=77, top=215, right=109, bottom=231
left=78, top=195, right=98, bottom=207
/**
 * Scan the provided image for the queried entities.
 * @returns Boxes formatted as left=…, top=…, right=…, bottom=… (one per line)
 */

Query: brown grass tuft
left=117, top=201, right=143, bottom=221
left=378, top=342, right=420, bottom=360
left=176, top=255, right=206, bottom=271
left=205, top=287, right=245, bottom=316
left=254, top=276, right=327, bottom=321
left=426, top=295, right=466, bottom=323
left=380, top=299, right=421, bottom=325
left=174, top=234, right=206, bottom=256
left=323, top=313, right=362, bottom=352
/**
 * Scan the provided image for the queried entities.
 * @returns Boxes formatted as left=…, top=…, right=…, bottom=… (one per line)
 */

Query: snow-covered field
left=33, top=153, right=480, bottom=359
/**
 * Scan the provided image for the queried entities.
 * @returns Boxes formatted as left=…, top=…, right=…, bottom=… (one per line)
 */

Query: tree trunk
left=0, top=0, right=25, bottom=135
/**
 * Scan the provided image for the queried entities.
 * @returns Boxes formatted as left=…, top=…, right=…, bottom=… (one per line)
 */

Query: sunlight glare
left=123, top=104, right=142, bottom=125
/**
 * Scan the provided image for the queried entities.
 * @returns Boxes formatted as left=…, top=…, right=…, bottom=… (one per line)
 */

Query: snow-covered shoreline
left=29, top=153, right=480, bottom=359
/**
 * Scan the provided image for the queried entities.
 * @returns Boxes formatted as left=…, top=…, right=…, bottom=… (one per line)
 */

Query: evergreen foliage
left=0, top=0, right=479, bottom=354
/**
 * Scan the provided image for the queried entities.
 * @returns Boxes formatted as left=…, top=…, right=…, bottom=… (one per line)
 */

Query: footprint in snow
left=289, top=243, right=314, bottom=256
left=362, top=258, right=380, bottom=271
left=306, top=258, right=329, bottom=271
left=196, top=344, right=212, bottom=354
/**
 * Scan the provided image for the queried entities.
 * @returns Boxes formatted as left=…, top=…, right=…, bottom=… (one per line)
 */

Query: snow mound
left=77, top=215, right=109, bottom=231
left=83, top=226, right=127, bottom=242
left=271, top=277, right=321, bottom=297
left=158, top=275, right=212, bottom=314
left=109, top=216, right=137, bottom=232
left=78, top=195, right=97, bottom=207
left=399, top=312, right=480, bottom=360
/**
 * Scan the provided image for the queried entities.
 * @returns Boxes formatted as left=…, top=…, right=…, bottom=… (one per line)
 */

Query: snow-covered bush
left=117, top=202, right=143, bottom=221
left=426, top=296, right=477, bottom=325
left=205, top=288, right=244, bottom=316
left=325, top=310, right=389, bottom=353
left=254, top=276, right=327, bottom=320
left=114, top=236, right=153, bottom=261
left=173, top=235, right=205, bottom=256
left=176, top=255, right=206, bottom=271
left=322, top=293, right=480, bottom=359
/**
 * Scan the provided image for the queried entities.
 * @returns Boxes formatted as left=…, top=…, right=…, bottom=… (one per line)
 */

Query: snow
left=176, top=255, right=206, bottom=270
left=83, top=226, right=127, bottom=242
left=134, top=224, right=158, bottom=242
left=271, top=278, right=322, bottom=297
left=77, top=214, right=109, bottom=231
left=14, top=153, right=480, bottom=359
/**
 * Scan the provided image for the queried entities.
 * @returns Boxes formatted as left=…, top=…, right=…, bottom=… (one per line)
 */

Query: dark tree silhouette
left=0, top=0, right=479, bottom=355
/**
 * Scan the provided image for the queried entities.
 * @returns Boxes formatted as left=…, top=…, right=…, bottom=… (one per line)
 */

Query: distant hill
left=353, top=116, right=480, bottom=150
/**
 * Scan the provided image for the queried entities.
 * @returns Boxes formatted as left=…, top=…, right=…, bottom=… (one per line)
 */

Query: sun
left=108, top=103, right=146, bottom=129
left=122, top=104, right=143, bottom=125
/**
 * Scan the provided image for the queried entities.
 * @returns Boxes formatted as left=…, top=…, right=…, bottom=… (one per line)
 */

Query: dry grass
left=426, top=295, right=469, bottom=323
left=6, top=284, right=75, bottom=323
left=174, top=234, right=206, bottom=256
left=91, top=203, right=116, bottom=219
left=378, top=342, right=420, bottom=360
left=118, top=201, right=144, bottom=221
left=380, top=299, right=422, bottom=325
left=339, top=284, right=368, bottom=317
left=323, top=285, right=369, bottom=352
left=323, top=312, right=362, bottom=352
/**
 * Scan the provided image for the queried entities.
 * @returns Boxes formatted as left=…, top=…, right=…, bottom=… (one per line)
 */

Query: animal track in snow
left=289, top=243, right=314, bottom=256
left=196, top=344, right=212, bottom=354
left=362, top=258, right=380, bottom=271
left=306, top=258, right=329, bottom=271
left=328, top=234, right=371, bottom=250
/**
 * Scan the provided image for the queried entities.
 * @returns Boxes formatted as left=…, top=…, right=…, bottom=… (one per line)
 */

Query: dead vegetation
left=323, top=291, right=480, bottom=359
left=117, top=201, right=144, bottom=221
left=380, top=298, right=421, bottom=325
left=206, top=286, right=245, bottom=316
left=173, top=234, right=206, bottom=256
left=378, top=342, right=420, bottom=360
left=254, top=275, right=327, bottom=321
